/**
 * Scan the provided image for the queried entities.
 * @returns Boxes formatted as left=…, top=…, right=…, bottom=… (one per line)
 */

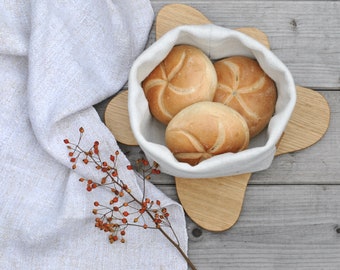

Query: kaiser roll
left=165, top=101, right=249, bottom=166
left=142, top=45, right=217, bottom=124
left=213, top=56, right=277, bottom=137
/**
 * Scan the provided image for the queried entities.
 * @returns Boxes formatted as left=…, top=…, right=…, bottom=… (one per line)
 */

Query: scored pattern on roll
left=142, top=45, right=217, bottom=124
left=213, top=56, right=277, bottom=138
left=165, top=101, right=250, bottom=166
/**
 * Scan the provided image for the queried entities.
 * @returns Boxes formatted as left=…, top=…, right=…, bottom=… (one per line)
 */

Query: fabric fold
left=0, top=1, right=188, bottom=269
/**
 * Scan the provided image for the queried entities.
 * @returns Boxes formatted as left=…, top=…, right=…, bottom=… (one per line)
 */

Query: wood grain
left=275, top=86, right=330, bottom=156
left=156, top=3, right=270, bottom=48
left=153, top=3, right=330, bottom=232
left=175, top=85, right=330, bottom=231
left=175, top=174, right=251, bottom=231
left=158, top=184, right=340, bottom=270
left=104, top=3, right=331, bottom=232
left=150, top=1, right=340, bottom=89
left=119, top=90, right=339, bottom=186
left=97, top=1, right=340, bottom=268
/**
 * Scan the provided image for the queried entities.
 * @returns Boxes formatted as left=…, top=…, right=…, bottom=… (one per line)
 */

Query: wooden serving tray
left=104, top=4, right=330, bottom=232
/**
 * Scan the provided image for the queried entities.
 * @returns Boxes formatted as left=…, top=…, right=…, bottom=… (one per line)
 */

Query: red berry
left=152, top=169, right=161, bottom=174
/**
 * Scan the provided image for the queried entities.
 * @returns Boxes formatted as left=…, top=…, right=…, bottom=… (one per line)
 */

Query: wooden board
left=175, top=87, right=330, bottom=231
left=104, top=4, right=330, bottom=232
left=158, top=184, right=340, bottom=268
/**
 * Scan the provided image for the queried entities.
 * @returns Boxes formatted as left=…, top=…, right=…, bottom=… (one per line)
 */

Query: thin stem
left=157, top=226, right=197, bottom=270
left=66, top=134, right=197, bottom=270
left=110, top=167, right=196, bottom=269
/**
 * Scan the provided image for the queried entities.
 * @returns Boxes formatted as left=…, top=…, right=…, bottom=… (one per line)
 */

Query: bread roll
left=213, top=56, right=277, bottom=137
left=165, top=101, right=249, bottom=166
left=142, top=45, right=217, bottom=124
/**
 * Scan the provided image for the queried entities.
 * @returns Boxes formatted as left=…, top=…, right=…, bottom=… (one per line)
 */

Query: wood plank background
left=95, top=0, right=340, bottom=269
left=148, top=0, right=340, bottom=89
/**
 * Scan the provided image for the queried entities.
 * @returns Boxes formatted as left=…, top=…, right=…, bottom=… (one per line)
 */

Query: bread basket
left=128, top=24, right=296, bottom=178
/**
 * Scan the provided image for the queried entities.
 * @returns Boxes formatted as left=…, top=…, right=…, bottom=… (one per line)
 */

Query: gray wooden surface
left=96, top=1, right=340, bottom=269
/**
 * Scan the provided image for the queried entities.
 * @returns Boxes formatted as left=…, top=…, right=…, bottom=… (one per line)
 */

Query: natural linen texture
left=0, top=1, right=188, bottom=269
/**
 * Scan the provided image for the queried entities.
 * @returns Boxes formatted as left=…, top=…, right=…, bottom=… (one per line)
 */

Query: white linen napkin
left=0, top=1, right=188, bottom=269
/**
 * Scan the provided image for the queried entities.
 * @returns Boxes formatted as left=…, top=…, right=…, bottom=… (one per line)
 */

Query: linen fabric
left=0, top=1, right=188, bottom=269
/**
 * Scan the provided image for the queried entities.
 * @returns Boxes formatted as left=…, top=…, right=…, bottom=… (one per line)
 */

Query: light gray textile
left=0, top=1, right=188, bottom=269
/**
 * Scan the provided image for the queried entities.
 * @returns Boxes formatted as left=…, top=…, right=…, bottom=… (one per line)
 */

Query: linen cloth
left=0, top=1, right=188, bottom=269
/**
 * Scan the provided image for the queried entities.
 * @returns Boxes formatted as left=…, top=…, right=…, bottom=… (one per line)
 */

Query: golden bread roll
left=165, top=101, right=249, bottom=166
left=142, top=45, right=217, bottom=124
left=213, top=56, right=277, bottom=137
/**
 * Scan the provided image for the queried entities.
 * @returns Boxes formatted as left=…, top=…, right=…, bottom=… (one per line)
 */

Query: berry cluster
left=92, top=196, right=170, bottom=244
left=63, top=127, right=196, bottom=269
left=64, top=127, right=172, bottom=244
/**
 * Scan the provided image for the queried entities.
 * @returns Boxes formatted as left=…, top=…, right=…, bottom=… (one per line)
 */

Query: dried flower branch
left=64, top=127, right=196, bottom=270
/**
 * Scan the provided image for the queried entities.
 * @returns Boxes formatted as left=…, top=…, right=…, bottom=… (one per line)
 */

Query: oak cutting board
left=104, top=4, right=330, bottom=232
